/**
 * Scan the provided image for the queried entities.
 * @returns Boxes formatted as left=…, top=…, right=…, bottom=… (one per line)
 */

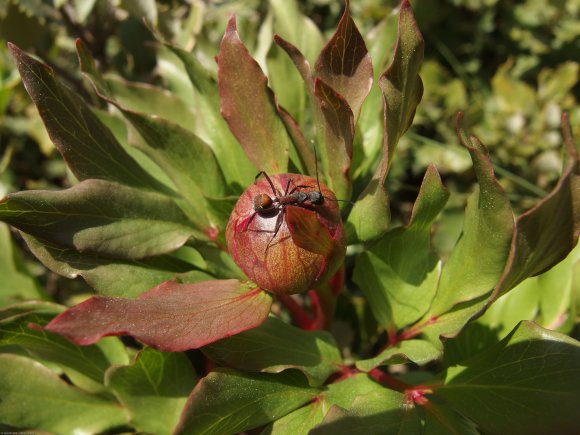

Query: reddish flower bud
left=226, top=173, right=346, bottom=295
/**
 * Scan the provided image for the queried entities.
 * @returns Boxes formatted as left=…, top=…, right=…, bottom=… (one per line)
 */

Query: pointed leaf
left=218, top=16, right=290, bottom=173
left=0, top=354, right=129, bottom=433
left=203, top=316, right=342, bottom=387
left=354, top=165, right=448, bottom=330
left=436, top=321, right=580, bottom=435
left=21, top=233, right=210, bottom=298
left=314, top=78, right=354, bottom=200
left=378, top=0, right=424, bottom=173
left=286, top=205, right=334, bottom=256
left=0, top=180, right=196, bottom=260
left=45, top=279, right=272, bottom=351
left=106, top=348, right=198, bottom=435
left=8, top=43, right=164, bottom=191
left=175, top=368, right=317, bottom=435
left=494, top=122, right=580, bottom=297
left=430, top=115, right=514, bottom=314
left=314, top=0, right=373, bottom=121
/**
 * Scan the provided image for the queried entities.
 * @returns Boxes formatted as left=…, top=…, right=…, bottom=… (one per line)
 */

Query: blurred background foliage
left=0, top=0, right=578, bottom=337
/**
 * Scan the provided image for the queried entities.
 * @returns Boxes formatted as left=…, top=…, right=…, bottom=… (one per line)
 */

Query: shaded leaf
left=354, top=165, right=448, bottom=330
left=0, top=222, right=46, bottom=305
left=106, top=347, right=198, bottom=435
left=218, top=16, right=290, bottom=174
left=1, top=312, right=128, bottom=393
left=422, top=396, right=479, bottom=435
left=203, top=316, right=342, bottom=387
left=436, top=321, right=580, bottom=435
left=0, top=179, right=196, bottom=260
left=45, top=279, right=272, bottom=351
left=430, top=114, right=514, bottom=314
left=0, top=354, right=129, bottom=433
left=315, top=0, right=373, bottom=121
left=8, top=43, right=164, bottom=191
left=345, top=177, right=390, bottom=243
left=175, top=368, right=317, bottom=435
left=21, top=233, right=210, bottom=297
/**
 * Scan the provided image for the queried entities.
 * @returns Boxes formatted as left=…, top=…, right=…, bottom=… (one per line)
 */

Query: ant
left=239, top=170, right=326, bottom=249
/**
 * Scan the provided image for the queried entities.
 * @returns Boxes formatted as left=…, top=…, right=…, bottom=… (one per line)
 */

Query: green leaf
left=8, top=43, right=165, bottom=191
left=354, top=165, right=448, bottom=330
left=378, top=0, right=424, bottom=172
left=0, top=179, right=196, bottom=260
left=106, top=347, right=198, bottom=435
left=346, top=172, right=390, bottom=244
left=175, top=368, right=318, bottom=435
left=0, top=312, right=129, bottom=393
left=430, top=115, right=514, bottom=314
left=314, top=0, right=373, bottom=122
left=203, top=316, right=342, bottom=387
left=0, top=354, right=129, bottom=433
left=0, top=222, right=46, bottom=305
left=20, top=233, right=210, bottom=297
left=421, top=396, right=480, bottom=435
left=310, top=374, right=418, bottom=435
left=436, top=321, right=580, bottom=435
left=45, top=280, right=272, bottom=351
left=356, top=339, right=441, bottom=372
left=218, top=16, right=290, bottom=174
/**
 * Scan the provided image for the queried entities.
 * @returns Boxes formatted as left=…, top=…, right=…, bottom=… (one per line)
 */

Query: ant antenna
left=313, top=145, right=322, bottom=194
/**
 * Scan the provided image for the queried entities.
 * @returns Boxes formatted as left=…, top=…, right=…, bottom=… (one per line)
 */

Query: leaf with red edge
left=218, top=16, right=290, bottom=174
left=7, top=43, right=164, bottom=192
left=314, top=78, right=354, bottom=201
left=44, top=279, right=272, bottom=351
left=378, top=0, right=424, bottom=175
left=314, top=0, right=373, bottom=122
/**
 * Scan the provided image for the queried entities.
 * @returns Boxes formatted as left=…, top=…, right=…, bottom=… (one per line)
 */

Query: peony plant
left=0, top=1, right=579, bottom=434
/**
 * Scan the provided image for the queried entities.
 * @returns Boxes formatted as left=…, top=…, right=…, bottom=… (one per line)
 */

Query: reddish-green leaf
left=0, top=180, right=196, bottom=260
left=218, top=16, right=290, bottom=174
left=314, top=0, right=373, bottom=122
left=44, top=279, right=272, bottom=351
left=314, top=78, right=354, bottom=201
left=378, top=0, right=424, bottom=174
left=8, top=43, right=164, bottom=191
left=175, top=368, right=317, bottom=435
left=493, top=118, right=580, bottom=298
left=286, top=206, right=334, bottom=257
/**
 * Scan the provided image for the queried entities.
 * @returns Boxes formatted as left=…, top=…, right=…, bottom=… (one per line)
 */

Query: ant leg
left=266, top=207, right=285, bottom=252
left=255, top=171, right=280, bottom=196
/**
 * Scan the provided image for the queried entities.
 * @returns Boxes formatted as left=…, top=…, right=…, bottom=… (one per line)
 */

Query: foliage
left=1, top=0, right=579, bottom=434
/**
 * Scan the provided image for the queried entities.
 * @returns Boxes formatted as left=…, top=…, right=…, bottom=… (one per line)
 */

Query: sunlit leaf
left=45, top=279, right=272, bottom=351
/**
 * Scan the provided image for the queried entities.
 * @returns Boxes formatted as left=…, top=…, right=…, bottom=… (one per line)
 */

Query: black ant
left=240, top=171, right=326, bottom=248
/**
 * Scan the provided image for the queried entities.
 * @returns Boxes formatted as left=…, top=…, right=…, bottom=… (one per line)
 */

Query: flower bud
left=226, top=173, right=346, bottom=295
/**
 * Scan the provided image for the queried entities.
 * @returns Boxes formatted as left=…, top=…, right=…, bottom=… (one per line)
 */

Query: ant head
left=307, top=190, right=324, bottom=205
left=253, top=193, right=275, bottom=213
